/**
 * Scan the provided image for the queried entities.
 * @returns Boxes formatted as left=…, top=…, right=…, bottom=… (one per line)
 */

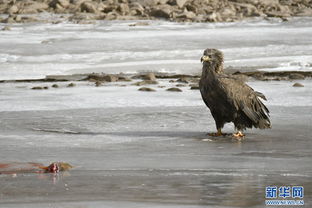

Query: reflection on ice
left=0, top=104, right=311, bottom=207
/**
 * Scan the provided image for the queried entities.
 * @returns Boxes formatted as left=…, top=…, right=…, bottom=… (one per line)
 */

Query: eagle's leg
left=208, top=128, right=223, bottom=137
left=232, top=131, right=245, bottom=139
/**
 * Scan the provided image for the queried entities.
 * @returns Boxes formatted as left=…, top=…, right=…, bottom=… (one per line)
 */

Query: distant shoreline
left=1, top=70, right=311, bottom=83
left=1, top=0, right=312, bottom=24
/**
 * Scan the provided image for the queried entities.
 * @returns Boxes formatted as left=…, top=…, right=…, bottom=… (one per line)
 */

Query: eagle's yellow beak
left=201, top=55, right=210, bottom=62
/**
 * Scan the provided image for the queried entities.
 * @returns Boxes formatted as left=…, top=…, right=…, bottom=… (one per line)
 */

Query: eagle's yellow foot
left=207, top=129, right=224, bottom=137
left=232, top=131, right=245, bottom=140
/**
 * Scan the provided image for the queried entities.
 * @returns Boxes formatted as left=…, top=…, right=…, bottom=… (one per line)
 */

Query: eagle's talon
left=232, top=131, right=245, bottom=140
left=207, top=132, right=223, bottom=137
left=207, top=129, right=225, bottom=137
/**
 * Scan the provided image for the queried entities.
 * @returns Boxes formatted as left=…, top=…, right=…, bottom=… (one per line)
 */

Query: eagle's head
left=200, top=48, right=224, bottom=74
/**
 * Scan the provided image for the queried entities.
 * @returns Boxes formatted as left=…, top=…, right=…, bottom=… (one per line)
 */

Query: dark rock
left=105, top=12, right=119, bottom=20
left=251, top=73, right=265, bottom=80
left=131, top=72, right=156, bottom=80
left=296, top=7, right=312, bottom=16
left=88, top=74, right=118, bottom=82
left=190, top=84, right=199, bottom=90
left=52, top=84, right=59, bottom=88
left=117, top=3, right=130, bottom=15
left=272, top=77, right=283, bottom=81
left=19, top=2, right=49, bottom=14
left=175, top=0, right=188, bottom=8
left=102, top=4, right=117, bottom=13
left=177, top=77, right=190, bottom=83
left=150, top=5, right=172, bottom=19
left=104, top=74, right=118, bottom=82
left=41, top=40, right=53, bottom=44
left=15, top=15, right=22, bottom=22
left=0, top=0, right=310, bottom=23
left=138, top=87, right=156, bottom=92
left=167, top=87, right=182, bottom=92
left=232, top=2, right=259, bottom=16
left=43, top=86, right=49, bottom=89
left=49, top=0, right=70, bottom=9
left=176, top=84, right=186, bottom=87
left=8, top=5, right=18, bottom=14
left=46, top=74, right=88, bottom=81
left=133, top=80, right=158, bottom=86
left=143, top=72, right=157, bottom=81
left=31, top=86, right=43, bottom=90
left=219, top=7, right=238, bottom=21
left=158, top=0, right=169, bottom=4
left=67, top=83, right=76, bottom=87
left=185, top=4, right=197, bottom=13
left=52, top=20, right=63, bottom=24
left=292, top=83, right=304, bottom=87
left=117, top=76, right=132, bottom=82
left=190, top=78, right=200, bottom=83
left=129, top=2, right=145, bottom=16
left=81, top=1, right=98, bottom=13
left=206, top=12, right=222, bottom=22
left=95, top=81, right=102, bottom=87
left=176, top=11, right=196, bottom=20
left=289, top=73, right=305, bottom=80
left=129, top=0, right=158, bottom=7
left=234, top=71, right=312, bottom=80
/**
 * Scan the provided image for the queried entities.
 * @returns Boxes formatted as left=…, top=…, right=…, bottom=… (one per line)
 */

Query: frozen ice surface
left=0, top=79, right=311, bottom=207
left=0, top=105, right=311, bottom=208
left=1, top=17, right=312, bottom=80
left=0, top=17, right=312, bottom=207
left=0, top=79, right=312, bottom=112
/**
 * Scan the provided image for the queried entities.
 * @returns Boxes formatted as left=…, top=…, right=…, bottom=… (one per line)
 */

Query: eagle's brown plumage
left=199, top=48, right=271, bottom=136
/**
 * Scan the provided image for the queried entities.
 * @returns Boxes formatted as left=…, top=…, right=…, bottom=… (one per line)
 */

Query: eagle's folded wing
left=218, top=76, right=270, bottom=128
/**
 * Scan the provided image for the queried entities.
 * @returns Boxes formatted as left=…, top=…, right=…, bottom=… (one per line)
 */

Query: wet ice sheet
left=0, top=80, right=311, bottom=207
left=0, top=105, right=311, bottom=207
left=1, top=17, right=312, bottom=80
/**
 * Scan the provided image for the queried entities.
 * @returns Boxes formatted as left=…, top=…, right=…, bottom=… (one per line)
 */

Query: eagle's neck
left=201, top=62, right=218, bottom=79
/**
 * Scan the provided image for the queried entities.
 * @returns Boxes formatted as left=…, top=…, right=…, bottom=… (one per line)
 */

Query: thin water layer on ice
left=0, top=105, right=311, bottom=207
left=0, top=79, right=311, bottom=207
left=1, top=17, right=312, bottom=80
